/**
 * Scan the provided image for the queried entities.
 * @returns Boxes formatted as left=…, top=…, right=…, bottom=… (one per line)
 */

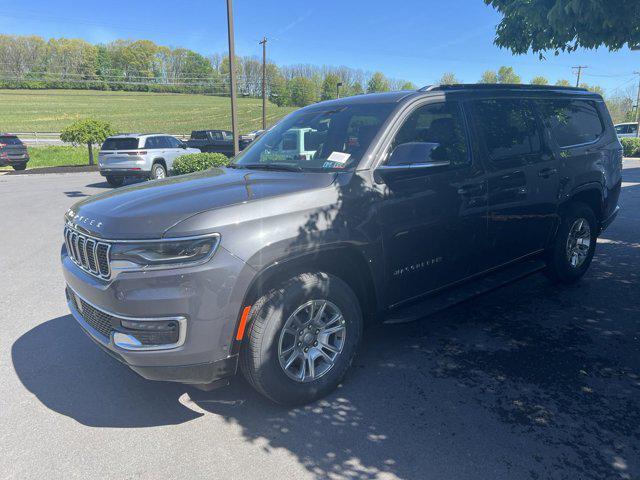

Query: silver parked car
left=98, top=134, right=200, bottom=187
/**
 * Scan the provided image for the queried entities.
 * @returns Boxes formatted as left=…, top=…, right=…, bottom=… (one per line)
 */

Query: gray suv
left=62, top=85, right=622, bottom=405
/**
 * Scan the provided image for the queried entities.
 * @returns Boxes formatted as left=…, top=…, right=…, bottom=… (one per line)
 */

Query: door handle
left=538, top=167, right=558, bottom=178
left=457, top=183, right=484, bottom=195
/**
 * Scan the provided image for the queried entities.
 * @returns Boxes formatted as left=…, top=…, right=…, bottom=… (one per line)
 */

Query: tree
left=400, top=81, right=417, bottom=90
left=579, top=83, right=605, bottom=96
left=555, top=79, right=572, bottom=87
left=60, top=119, right=115, bottom=165
left=479, top=70, right=498, bottom=83
left=269, top=73, right=289, bottom=106
left=530, top=76, right=549, bottom=85
left=367, top=72, right=390, bottom=93
left=497, top=66, right=521, bottom=84
left=288, top=77, right=317, bottom=107
left=321, top=73, right=342, bottom=100
left=438, top=72, right=460, bottom=85
left=484, top=0, right=640, bottom=54
left=350, top=81, right=364, bottom=96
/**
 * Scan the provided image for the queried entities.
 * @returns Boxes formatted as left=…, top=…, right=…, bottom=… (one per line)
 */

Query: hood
left=67, top=168, right=337, bottom=239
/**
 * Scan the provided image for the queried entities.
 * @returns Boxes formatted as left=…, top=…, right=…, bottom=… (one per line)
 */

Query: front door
left=377, top=100, right=488, bottom=306
left=468, top=98, right=560, bottom=268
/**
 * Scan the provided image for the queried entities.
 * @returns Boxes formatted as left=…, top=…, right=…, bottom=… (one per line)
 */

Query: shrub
left=172, top=152, right=230, bottom=175
left=620, top=137, right=640, bottom=158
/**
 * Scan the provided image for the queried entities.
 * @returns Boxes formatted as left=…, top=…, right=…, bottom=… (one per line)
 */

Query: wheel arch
left=237, top=246, right=380, bottom=343
left=564, top=183, right=604, bottom=223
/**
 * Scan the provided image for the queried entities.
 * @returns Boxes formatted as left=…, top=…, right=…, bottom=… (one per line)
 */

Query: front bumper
left=600, top=205, right=620, bottom=233
left=62, top=244, right=255, bottom=384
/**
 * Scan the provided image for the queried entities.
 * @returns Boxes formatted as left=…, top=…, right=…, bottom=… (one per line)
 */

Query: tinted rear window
left=191, top=131, right=207, bottom=140
left=539, top=99, right=604, bottom=147
left=101, top=138, right=139, bottom=150
left=473, top=99, right=541, bottom=160
left=0, top=136, right=23, bottom=145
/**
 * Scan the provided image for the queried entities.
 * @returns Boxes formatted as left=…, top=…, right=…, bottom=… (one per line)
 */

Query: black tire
left=240, top=272, right=362, bottom=405
left=151, top=162, right=167, bottom=180
left=544, top=202, right=598, bottom=284
left=106, top=175, right=124, bottom=188
left=12, top=163, right=27, bottom=171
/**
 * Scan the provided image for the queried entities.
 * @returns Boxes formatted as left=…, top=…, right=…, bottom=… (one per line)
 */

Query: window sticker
left=327, top=151, right=351, bottom=164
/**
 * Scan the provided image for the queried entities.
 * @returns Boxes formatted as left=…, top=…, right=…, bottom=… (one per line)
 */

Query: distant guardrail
left=7, top=132, right=191, bottom=146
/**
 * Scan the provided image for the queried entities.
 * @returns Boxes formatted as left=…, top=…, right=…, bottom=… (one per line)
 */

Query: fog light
left=113, top=317, right=186, bottom=350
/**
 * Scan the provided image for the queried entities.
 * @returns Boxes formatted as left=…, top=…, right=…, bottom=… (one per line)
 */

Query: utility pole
left=635, top=71, right=640, bottom=137
left=259, top=37, right=267, bottom=130
left=572, top=65, right=588, bottom=87
left=336, top=82, right=343, bottom=98
left=226, top=0, right=239, bottom=156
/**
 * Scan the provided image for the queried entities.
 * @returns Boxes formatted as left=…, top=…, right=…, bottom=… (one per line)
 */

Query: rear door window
left=472, top=98, right=542, bottom=163
left=538, top=99, right=604, bottom=147
left=102, top=138, right=139, bottom=151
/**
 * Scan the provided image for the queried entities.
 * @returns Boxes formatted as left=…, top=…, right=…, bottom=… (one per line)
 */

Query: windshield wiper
left=241, top=163, right=303, bottom=172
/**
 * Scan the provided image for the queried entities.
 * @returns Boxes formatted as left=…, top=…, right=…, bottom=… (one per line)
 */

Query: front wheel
left=240, top=272, right=362, bottom=405
left=544, top=202, right=598, bottom=284
left=12, top=163, right=27, bottom=171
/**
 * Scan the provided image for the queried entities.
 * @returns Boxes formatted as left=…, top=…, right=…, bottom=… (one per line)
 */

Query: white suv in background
left=614, top=122, right=638, bottom=138
left=98, top=134, right=200, bottom=187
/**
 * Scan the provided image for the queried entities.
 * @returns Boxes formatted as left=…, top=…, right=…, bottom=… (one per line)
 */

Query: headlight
left=110, top=234, right=220, bottom=272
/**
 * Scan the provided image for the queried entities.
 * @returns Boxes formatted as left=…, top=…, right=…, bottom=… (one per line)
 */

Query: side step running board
left=384, top=258, right=546, bottom=324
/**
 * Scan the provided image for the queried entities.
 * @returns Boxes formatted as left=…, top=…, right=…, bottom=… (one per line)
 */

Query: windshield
left=234, top=103, right=395, bottom=171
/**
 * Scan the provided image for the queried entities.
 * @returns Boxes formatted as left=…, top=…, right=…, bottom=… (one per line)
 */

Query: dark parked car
left=0, top=134, right=29, bottom=170
left=62, top=84, right=621, bottom=405
left=185, top=130, right=252, bottom=156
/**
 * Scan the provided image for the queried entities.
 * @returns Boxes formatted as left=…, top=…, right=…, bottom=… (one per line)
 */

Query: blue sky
left=1, top=0, right=638, bottom=95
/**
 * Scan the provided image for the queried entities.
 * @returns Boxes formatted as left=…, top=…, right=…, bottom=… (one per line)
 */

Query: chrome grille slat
left=64, top=225, right=112, bottom=279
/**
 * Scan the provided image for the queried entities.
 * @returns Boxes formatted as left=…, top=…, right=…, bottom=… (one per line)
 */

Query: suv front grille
left=64, top=225, right=111, bottom=279
left=66, top=287, right=115, bottom=339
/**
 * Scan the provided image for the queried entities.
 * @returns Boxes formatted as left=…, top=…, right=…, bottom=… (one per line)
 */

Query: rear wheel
left=12, top=163, right=26, bottom=171
left=544, top=202, right=598, bottom=284
left=106, top=175, right=124, bottom=188
left=240, top=272, right=362, bottom=405
left=151, top=162, right=167, bottom=180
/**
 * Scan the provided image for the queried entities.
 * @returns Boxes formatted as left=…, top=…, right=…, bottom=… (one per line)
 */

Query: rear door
left=377, top=100, right=488, bottom=306
left=469, top=97, right=560, bottom=268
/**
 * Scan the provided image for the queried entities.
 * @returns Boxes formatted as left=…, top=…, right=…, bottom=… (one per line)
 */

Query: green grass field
left=0, top=89, right=296, bottom=134
left=0, top=146, right=96, bottom=170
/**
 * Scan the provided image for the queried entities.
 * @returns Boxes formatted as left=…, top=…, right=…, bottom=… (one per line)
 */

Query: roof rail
left=418, top=83, right=589, bottom=92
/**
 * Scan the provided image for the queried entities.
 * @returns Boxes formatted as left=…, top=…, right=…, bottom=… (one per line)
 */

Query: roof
left=108, top=133, right=169, bottom=138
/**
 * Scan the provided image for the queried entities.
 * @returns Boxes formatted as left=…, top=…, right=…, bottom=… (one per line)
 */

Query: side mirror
left=384, top=142, right=448, bottom=168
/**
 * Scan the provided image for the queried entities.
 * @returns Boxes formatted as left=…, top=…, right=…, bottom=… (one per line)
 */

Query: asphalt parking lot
left=1, top=162, right=639, bottom=480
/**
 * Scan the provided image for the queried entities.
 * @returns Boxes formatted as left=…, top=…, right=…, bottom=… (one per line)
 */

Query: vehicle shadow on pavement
left=11, top=171, right=639, bottom=480
left=11, top=316, right=203, bottom=428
